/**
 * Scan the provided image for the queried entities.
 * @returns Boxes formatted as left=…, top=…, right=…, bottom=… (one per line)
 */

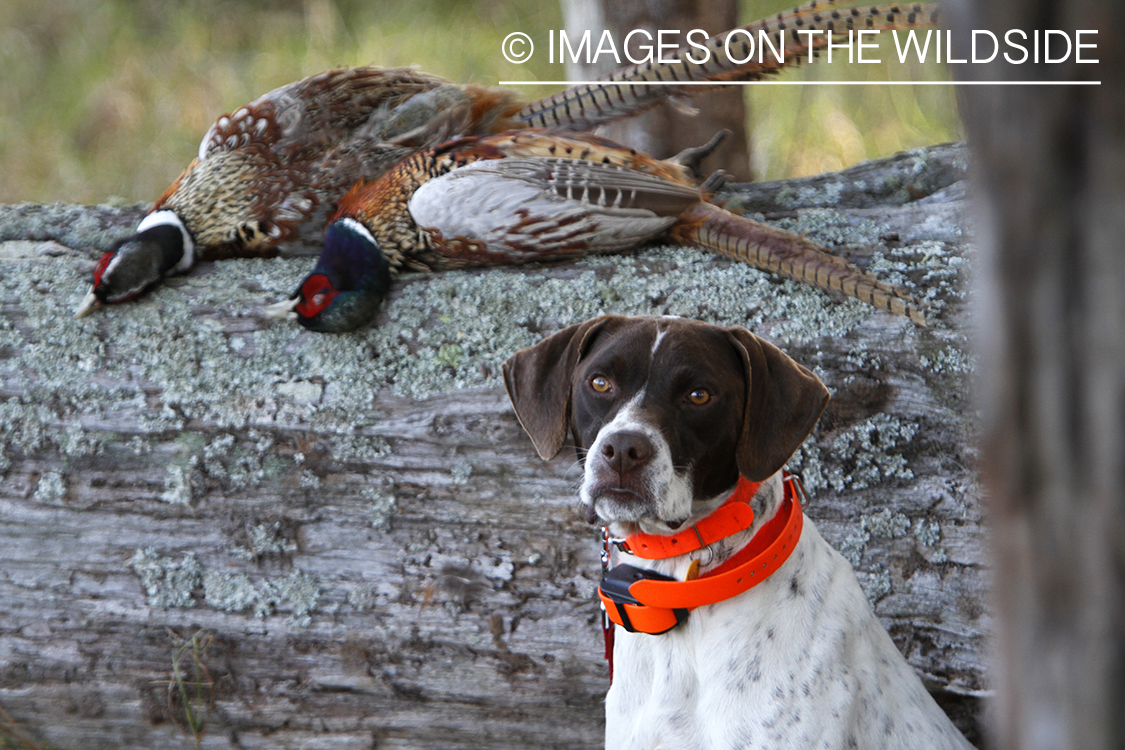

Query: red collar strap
left=598, top=473, right=805, bottom=635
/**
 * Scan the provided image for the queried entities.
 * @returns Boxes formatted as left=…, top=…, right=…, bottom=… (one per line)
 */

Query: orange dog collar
left=608, top=476, right=761, bottom=559
left=598, top=473, right=805, bottom=635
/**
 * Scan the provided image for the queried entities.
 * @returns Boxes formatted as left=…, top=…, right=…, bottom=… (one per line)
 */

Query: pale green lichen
left=759, top=179, right=850, bottom=212
left=864, top=508, right=911, bottom=538
left=920, top=344, right=975, bottom=376
left=202, top=569, right=259, bottom=612
left=870, top=241, right=967, bottom=322
left=450, top=460, right=473, bottom=485
left=161, top=465, right=192, bottom=505
left=193, top=431, right=292, bottom=489
left=861, top=568, right=893, bottom=602
left=0, top=402, right=51, bottom=456
left=204, top=434, right=236, bottom=461
left=130, top=548, right=202, bottom=609
left=719, top=144, right=967, bottom=214
left=127, top=436, right=152, bottom=455
left=275, top=380, right=323, bottom=404
left=785, top=438, right=827, bottom=497
left=132, top=544, right=321, bottom=625
left=331, top=434, right=391, bottom=464
left=841, top=343, right=888, bottom=372
left=346, top=585, right=377, bottom=612
left=244, top=522, right=298, bottom=557
left=914, top=517, right=942, bottom=547
left=837, top=508, right=917, bottom=567
left=34, top=470, right=66, bottom=502
left=201, top=567, right=321, bottom=626
left=434, top=342, right=464, bottom=369
left=773, top=208, right=886, bottom=247
left=59, top=423, right=101, bottom=457
left=201, top=434, right=233, bottom=480
left=361, top=486, right=396, bottom=531
left=829, top=414, right=918, bottom=493
left=788, top=414, right=919, bottom=499
left=839, top=528, right=871, bottom=568
left=914, top=518, right=949, bottom=563
left=257, top=569, right=321, bottom=627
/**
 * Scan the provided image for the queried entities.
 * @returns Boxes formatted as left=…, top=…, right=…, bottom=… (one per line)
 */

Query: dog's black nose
left=601, top=431, right=654, bottom=476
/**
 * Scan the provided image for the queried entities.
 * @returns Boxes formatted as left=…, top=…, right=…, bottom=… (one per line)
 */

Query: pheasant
left=265, top=129, right=926, bottom=333
left=75, top=0, right=937, bottom=317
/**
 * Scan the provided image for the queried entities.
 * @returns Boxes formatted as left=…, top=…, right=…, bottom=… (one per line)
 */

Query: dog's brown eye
left=688, top=388, right=711, bottom=405
left=590, top=376, right=611, bottom=393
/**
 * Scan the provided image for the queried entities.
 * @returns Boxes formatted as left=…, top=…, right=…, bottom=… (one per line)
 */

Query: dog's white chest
left=604, top=519, right=972, bottom=750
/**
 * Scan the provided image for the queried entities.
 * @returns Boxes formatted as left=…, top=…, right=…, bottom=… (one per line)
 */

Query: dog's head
left=503, top=315, right=829, bottom=533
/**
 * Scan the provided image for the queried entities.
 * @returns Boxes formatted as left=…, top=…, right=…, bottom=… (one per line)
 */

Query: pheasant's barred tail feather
left=670, top=203, right=927, bottom=326
left=519, top=1, right=939, bottom=131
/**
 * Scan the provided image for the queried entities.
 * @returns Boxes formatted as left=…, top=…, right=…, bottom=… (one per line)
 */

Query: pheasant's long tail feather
left=518, top=1, right=939, bottom=130
left=670, top=202, right=927, bottom=326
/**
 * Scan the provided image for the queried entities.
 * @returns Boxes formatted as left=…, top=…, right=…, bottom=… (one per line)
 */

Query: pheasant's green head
left=266, top=218, right=392, bottom=333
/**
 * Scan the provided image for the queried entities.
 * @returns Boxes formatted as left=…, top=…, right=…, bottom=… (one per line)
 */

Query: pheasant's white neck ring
left=138, top=210, right=195, bottom=272
left=337, top=217, right=377, bottom=246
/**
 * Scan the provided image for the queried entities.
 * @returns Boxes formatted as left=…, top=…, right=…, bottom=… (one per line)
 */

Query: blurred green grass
left=0, top=0, right=960, bottom=204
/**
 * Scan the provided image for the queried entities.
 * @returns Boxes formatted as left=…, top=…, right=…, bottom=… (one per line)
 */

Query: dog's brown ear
left=503, top=316, right=616, bottom=460
left=726, top=328, right=830, bottom=482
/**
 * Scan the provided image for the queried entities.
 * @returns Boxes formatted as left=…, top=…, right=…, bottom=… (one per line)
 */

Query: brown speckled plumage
left=153, top=68, right=506, bottom=259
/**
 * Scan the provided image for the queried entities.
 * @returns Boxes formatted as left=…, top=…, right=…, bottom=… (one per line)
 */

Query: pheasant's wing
left=483, top=158, right=703, bottom=217
left=434, top=130, right=701, bottom=185
left=407, top=157, right=702, bottom=265
left=196, top=67, right=452, bottom=162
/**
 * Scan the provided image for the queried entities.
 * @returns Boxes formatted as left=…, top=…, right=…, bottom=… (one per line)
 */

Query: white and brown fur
left=504, top=315, right=972, bottom=750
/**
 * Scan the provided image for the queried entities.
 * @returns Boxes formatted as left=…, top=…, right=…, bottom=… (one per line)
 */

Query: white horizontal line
left=500, top=79, right=1101, bottom=86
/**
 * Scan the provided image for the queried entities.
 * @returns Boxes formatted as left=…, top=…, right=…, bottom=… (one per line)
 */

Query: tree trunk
left=0, top=144, right=985, bottom=749
left=951, top=2, right=1125, bottom=749
left=559, top=0, right=752, bottom=179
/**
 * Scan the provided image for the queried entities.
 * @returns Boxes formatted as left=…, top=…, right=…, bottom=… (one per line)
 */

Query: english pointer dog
left=504, top=315, right=972, bottom=750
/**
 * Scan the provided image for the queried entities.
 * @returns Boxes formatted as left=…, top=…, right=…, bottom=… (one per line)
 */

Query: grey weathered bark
left=0, top=144, right=985, bottom=749
left=559, top=0, right=752, bottom=179
left=949, top=2, right=1125, bottom=749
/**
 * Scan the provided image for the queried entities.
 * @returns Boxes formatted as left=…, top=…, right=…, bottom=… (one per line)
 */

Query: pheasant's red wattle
left=92, top=252, right=114, bottom=288
left=296, top=275, right=338, bottom=318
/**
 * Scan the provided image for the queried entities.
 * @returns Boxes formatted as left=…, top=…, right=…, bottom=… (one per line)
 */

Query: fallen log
left=0, top=143, right=986, bottom=749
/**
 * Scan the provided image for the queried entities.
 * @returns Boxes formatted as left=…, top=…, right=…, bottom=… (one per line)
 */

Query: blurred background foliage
left=0, top=0, right=960, bottom=204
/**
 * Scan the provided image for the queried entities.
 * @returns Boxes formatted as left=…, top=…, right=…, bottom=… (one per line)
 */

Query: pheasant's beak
left=263, top=296, right=300, bottom=321
left=74, top=289, right=101, bottom=318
